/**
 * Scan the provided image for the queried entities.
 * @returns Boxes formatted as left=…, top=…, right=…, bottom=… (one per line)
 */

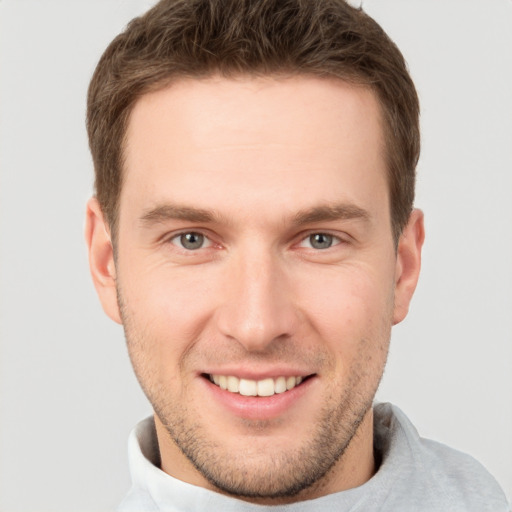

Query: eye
left=299, top=233, right=340, bottom=250
left=170, top=232, right=211, bottom=251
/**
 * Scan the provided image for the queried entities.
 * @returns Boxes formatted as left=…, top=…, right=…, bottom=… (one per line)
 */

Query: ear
left=393, top=209, right=425, bottom=325
left=84, top=197, right=122, bottom=324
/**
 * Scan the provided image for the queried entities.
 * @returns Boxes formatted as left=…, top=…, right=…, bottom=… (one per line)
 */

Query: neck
left=318, top=406, right=376, bottom=495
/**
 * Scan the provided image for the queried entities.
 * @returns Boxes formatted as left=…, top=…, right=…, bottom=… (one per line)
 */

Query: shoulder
left=419, top=436, right=508, bottom=509
left=373, top=403, right=509, bottom=511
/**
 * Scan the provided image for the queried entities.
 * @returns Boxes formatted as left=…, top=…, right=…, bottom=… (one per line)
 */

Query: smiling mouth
left=205, top=374, right=312, bottom=397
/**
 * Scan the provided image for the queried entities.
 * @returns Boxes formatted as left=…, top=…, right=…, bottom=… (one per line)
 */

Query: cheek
left=119, top=259, right=221, bottom=367
left=296, top=264, right=394, bottom=353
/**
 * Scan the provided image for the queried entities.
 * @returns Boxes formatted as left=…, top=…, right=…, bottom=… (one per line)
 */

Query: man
left=84, top=0, right=509, bottom=510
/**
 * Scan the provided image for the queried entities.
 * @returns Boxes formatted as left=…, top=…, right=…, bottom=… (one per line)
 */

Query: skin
left=85, top=76, right=424, bottom=504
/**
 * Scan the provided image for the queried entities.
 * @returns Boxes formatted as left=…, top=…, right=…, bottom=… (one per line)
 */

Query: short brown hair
left=87, top=0, right=420, bottom=243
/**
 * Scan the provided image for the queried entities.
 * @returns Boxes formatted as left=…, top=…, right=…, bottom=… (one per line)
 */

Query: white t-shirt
left=118, top=403, right=509, bottom=511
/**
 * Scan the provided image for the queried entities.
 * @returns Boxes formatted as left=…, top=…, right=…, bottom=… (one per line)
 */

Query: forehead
left=121, top=76, right=388, bottom=225
left=126, top=75, right=384, bottom=153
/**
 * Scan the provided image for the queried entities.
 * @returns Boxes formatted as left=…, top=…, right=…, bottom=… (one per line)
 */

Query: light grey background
left=1, top=1, right=511, bottom=510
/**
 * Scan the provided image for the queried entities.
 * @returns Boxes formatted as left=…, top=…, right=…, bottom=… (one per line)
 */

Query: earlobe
left=393, top=209, right=425, bottom=325
left=85, top=197, right=122, bottom=324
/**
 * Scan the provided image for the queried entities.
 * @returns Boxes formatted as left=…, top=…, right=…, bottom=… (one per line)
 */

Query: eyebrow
left=139, top=202, right=370, bottom=227
left=292, top=203, right=370, bottom=226
left=140, top=204, right=219, bottom=225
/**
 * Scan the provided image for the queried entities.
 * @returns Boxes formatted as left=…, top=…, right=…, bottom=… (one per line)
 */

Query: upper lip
left=200, top=367, right=315, bottom=380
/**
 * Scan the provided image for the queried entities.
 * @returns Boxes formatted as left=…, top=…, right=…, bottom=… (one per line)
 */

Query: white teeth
left=274, top=376, right=287, bottom=394
left=227, top=375, right=239, bottom=393
left=239, top=378, right=257, bottom=396
left=257, top=378, right=275, bottom=397
left=209, top=374, right=306, bottom=396
left=286, top=376, right=296, bottom=390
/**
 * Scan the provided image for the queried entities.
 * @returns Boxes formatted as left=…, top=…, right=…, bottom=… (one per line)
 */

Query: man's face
left=87, top=76, right=423, bottom=502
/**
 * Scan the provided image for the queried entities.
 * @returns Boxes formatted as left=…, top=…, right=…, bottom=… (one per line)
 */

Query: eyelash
left=166, top=230, right=345, bottom=252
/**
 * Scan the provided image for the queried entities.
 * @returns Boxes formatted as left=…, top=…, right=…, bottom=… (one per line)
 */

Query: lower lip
left=201, top=376, right=316, bottom=421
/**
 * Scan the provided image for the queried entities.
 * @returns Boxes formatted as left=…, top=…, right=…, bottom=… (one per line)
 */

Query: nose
left=215, top=248, right=299, bottom=352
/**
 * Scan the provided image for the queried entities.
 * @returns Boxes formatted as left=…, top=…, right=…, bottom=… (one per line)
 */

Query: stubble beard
left=118, top=288, right=390, bottom=502
left=155, top=387, right=375, bottom=502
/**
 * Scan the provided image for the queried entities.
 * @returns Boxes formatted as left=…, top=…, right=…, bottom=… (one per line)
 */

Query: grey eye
left=309, top=233, right=333, bottom=250
left=179, top=232, right=205, bottom=250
